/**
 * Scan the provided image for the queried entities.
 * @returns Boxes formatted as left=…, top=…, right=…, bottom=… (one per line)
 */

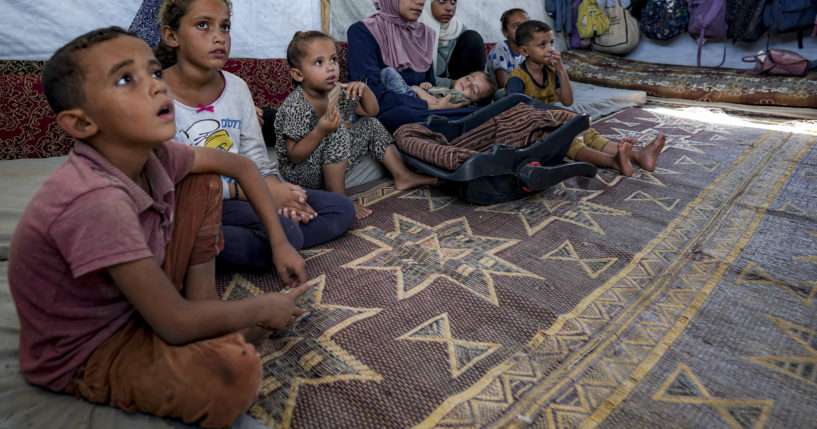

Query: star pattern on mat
left=299, top=248, right=332, bottom=261
left=653, top=363, right=773, bottom=429
left=478, top=183, right=630, bottom=236
left=736, top=262, right=817, bottom=306
left=780, top=202, right=817, bottom=218
left=542, top=240, right=618, bottom=279
left=594, top=166, right=683, bottom=187
left=397, top=313, right=501, bottom=378
left=640, top=113, right=732, bottom=136
left=674, top=155, right=720, bottom=172
left=747, top=315, right=817, bottom=388
left=343, top=215, right=540, bottom=305
left=353, top=181, right=401, bottom=207
left=625, top=190, right=680, bottom=211
left=221, top=275, right=383, bottom=425
left=399, top=186, right=457, bottom=211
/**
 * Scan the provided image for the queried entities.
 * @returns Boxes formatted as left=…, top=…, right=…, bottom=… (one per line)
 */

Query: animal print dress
left=274, top=85, right=391, bottom=190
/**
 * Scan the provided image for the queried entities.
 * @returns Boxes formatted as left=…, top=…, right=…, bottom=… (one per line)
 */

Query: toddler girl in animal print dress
left=275, top=31, right=437, bottom=219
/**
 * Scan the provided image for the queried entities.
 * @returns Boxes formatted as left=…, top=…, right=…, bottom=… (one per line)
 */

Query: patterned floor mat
left=217, top=106, right=817, bottom=428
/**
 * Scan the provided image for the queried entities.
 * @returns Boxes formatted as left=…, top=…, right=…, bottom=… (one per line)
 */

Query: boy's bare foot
left=393, top=171, right=438, bottom=191
left=632, top=133, right=666, bottom=172
left=354, top=201, right=373, bottom=219
left=614, top=140, right=635, bottom=176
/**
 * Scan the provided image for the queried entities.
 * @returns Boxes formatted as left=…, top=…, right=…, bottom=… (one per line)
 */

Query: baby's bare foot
left=633, top=133, right=666, bottom=171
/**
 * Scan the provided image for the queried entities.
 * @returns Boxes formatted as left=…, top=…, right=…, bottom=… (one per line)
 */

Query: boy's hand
left=341, top=81, right=368, bottom=99
left=258, top=282, right=313, bottom=331
left=271, top=241, right=307, bottom=288
left=549, top=50, right=564, bottom=70
left=317, top=106, right=342, bottom=136
left=419, top=82, right=433, bottom=90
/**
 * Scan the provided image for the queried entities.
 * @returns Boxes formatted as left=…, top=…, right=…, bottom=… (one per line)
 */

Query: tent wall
left=0, top=0, right=322, bottom=60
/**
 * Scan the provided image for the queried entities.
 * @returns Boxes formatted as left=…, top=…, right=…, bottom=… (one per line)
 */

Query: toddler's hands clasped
left=341, top=81, right=368, bottom=100
left=419, top=82, right=433, bottom=90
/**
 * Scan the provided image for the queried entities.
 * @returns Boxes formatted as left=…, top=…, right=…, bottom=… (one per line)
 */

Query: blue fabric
left=129, top=0, right=163, bottom=48
left=346, top=21, right=479, bottom=131
left=380, top=67, right=417, bottom=97
left=218, top=189, right=355, bottom=269
left=547, top=0, right=574, bottom=33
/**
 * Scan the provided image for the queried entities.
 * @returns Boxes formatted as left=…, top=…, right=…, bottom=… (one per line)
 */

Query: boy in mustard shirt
left=506, top=20, right=666, bottom=176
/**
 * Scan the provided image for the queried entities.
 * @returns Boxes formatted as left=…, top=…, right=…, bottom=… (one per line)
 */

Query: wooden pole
left=321, top=0, right=331, bottom=34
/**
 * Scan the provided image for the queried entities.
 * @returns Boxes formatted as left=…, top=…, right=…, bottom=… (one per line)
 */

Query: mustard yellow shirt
left=505, top=60, right=561, bottom=104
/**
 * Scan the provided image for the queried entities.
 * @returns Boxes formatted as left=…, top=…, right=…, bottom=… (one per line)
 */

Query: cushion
left=0, top=73, right=72, bottom=160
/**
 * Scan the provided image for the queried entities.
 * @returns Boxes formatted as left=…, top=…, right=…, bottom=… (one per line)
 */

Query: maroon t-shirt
left=8, top=140, right=194, bottom=391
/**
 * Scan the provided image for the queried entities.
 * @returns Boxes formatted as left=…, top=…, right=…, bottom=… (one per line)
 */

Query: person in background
left=157, top=0, right=355, bottom=269
left=346, top=0, right=482, bottom=130
left=485, top=8, right=530, bottom=90
left=418, top=0, right=486, bottom=89
left=380, top=67, right=497, bottom=107
left=506, top=20, right=666, bottom=176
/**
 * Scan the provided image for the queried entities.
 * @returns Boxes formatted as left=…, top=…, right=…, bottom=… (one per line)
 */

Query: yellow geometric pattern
left=736, top=262, right=817, bottom=307
left=397, top=313, right=502, bottom=378
left=594, top=166, right=682, bottom=188
left=652, top=364, right=773, bottom=429
left=399, top=186, right=457, bottom=211
left=299, top=247, right=331, bottom=261
left=624, top=190, right=680, bottom=211
left=674, top=155, right=720, bottom=172
left=343, top=215, right=541, bottom=305
left=354, top=181, right=401, bottom=207
left=747, top=315, right=817, bottom=388
left=780, top=202, right=817, bottom=218
left=478, top=183, right=630, bottom=236
left=542, top=240, right=618, bottom=279
left=419, top=123, right=812, bottom=428
left=222, top=275, right=383, bottom=428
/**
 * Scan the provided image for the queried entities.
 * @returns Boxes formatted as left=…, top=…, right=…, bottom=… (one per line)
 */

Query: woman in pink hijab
left=347, top=0, right=481, bottom=130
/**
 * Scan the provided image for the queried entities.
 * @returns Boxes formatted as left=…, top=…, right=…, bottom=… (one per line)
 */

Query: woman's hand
left=428, top=94, right=469, bottom=110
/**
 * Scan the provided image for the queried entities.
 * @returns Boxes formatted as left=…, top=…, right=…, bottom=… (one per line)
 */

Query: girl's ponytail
left=154, top=39, right=177, bottom=69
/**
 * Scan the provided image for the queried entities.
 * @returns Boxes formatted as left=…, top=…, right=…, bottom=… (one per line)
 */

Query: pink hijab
left=361, top=0, right=436, bottom=72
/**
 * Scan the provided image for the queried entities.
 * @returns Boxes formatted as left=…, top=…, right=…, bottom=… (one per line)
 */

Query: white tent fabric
left=0, top=0, right=322, bottom=60
left=330, top=0, right=815, bottom=69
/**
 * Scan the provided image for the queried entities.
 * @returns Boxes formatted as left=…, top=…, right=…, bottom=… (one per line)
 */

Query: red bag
left=742, top=48, right=810, bottom=76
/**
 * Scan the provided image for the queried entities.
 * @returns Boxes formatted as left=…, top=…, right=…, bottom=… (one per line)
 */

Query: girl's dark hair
left=500, top=8, right=528, bottom=31
left=286, top=30, right=336, bottom=69
left=154, top=0, right=233, bottom=69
